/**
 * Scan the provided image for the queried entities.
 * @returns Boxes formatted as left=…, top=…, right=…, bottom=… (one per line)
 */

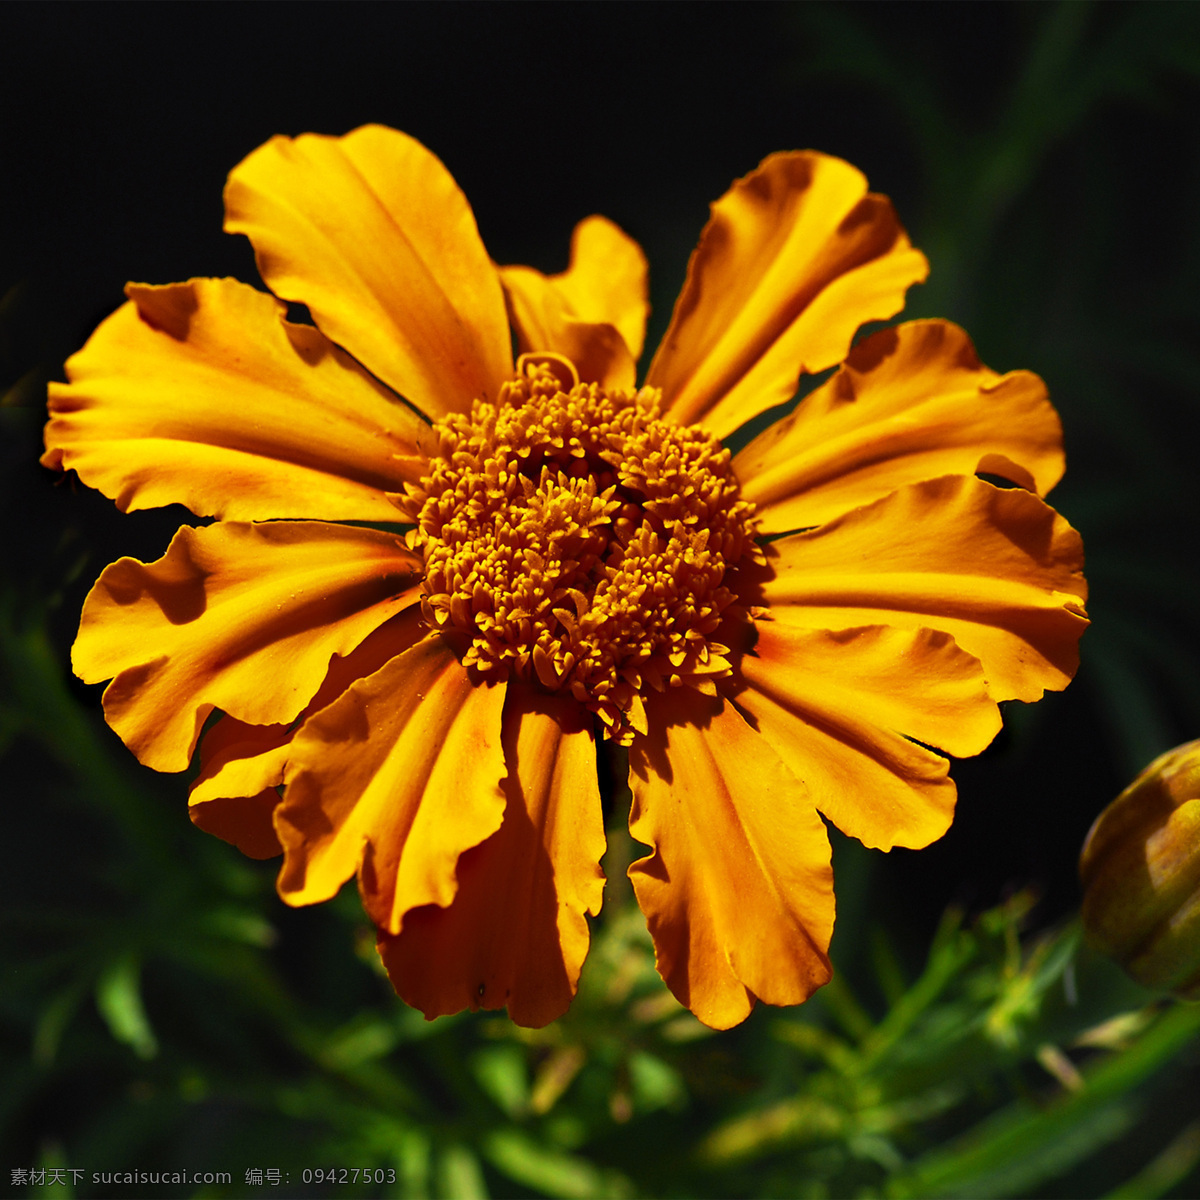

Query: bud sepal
left=1080, top=739, right=1200, bottom=999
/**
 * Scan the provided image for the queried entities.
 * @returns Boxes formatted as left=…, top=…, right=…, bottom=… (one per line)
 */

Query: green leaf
left=471, top=1044, right=530, bottom=1119
left=321, top=1014, right=400, bottom=1070
left=628, top=1051, right=685, bottom=1113
left=887, top=1002, right=1200, bottom=1199
left=393, top=1127, right=432, bottom=1199
left=94, top=954, right=158, bottom=1060
left=698, top=1095, right=845, bottom=1166
left=32, top=983, right=85, bottom=1067
left=482, top=1129, right=631, bottom=1200
left=437, top=1143, right=489, bottom=1200
left=1104, top=1118, right=1200, bottom=1200
left=855, top=907, right=975, bottom=1074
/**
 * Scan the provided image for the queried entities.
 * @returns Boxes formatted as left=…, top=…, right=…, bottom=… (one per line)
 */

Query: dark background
left=3, top=2, right=1200, bottom=1194
left=7, top=0, right=1199, bottom=928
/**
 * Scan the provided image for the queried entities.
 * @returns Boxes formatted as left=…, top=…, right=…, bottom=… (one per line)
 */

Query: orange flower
left=43, top=126, right=1088, bottom=1029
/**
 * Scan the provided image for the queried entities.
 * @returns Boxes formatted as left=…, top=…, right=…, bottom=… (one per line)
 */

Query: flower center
left=398, top=354, right=760, bottom=741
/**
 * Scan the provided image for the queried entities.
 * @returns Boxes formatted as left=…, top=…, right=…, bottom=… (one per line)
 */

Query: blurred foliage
left=4, top=2, right=1200, bottom=1197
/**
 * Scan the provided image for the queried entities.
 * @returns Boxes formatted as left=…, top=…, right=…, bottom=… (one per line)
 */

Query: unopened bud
left=1079, top=740, right=1200, bottom=999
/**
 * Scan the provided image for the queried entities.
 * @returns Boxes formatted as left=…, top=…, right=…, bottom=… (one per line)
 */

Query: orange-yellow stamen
left=397, top=356, right=760, bottom=740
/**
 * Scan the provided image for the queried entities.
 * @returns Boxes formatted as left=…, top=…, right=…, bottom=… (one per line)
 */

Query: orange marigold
left=43, top=126, right=1088, bottom=1029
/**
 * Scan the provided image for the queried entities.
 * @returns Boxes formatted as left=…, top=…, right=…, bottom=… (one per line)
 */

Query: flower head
left=43, top=126, right=1088, bottom=1029
left=398, top=354, right=758, bottom=740
left=1080, top=740, right=1200, bottom=999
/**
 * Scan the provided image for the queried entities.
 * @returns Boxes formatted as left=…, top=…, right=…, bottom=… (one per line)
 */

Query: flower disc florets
left=398, top=354, right=761, bottom=741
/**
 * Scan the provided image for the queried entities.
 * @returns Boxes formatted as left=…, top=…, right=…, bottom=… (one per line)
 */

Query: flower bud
left=1080, top=740, right=1200, bottom=999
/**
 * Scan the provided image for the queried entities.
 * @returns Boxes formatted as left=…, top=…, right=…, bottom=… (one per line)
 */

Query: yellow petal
left=224, top=125, right=512, bottom=418
left=628, top=688, right=833, bottom=1030
left=74, top=522, right=424, bottom=771
left=646, top=152, right=928, bottom=438
left=377, top=684, right=606, bottom=1027
left=502, top=269, right=634, bottom=390
left=277, top=635, right=507, bottom=932
left=734, top=320, right=1065, bottom=532
left=500, top=215, right=649, bottom=387
left=188, top=717, right=289, bottom=859
left=755, top=475, right=1088, bottom=702
left=731, top=623, right=1001, bottom=850
left=187, top=612, right=424, bottom=857
left=43, top=278, right=433, bottom=521
left=555, top=216, right=650, bottom=361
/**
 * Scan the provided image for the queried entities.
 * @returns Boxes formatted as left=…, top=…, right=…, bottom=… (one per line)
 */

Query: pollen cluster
left=396, top=355, right=760, bottom=740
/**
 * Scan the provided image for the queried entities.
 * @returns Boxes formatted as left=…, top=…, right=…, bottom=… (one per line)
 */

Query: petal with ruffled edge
left=628, top=687, right=833, bottom=1030
left=74, top=522, right=424, bottom=772
left=646, top=151, right=928, bottom=439
left=753, top=475, right=1088, bottom=703
left=188, top=610, right=426, bottom=859
left=377, top=683, right=606, bottom=1027
left=729, top=623, right=1000, bottom=851
left=43, top=278, right=433, bottom=522
left=277, top=635, right=507, bottom=934
left=734, top=320, right=1065, bottom=533
left=189, top=718, right=290, bottom=859
left=500, top=215, right=649, bottom=388
left=224, top=125, right=512, bottom=419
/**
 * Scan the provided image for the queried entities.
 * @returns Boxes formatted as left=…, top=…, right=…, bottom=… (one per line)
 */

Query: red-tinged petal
left=276, top=636, right=508, bottom=933
left=734, top=320, right=1065, bottom=533
left=628, top=688, right=833, bottom=1029
left=377, top=684, right=606, bottom=1027
left=42, top=278, right=434, bottom=522
left=188, top=611, right=426, bottom=858
left=500, top=215, right=649, bottom=387
left=730, top=623, right=1001, bottom=850
left=754, top=475, right=1088, bottom=703
left=646, top=152, right=928, bottom=439
left=74, top=522, right=424, bottom=772
left=224, top=126, right=512, bottom=419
